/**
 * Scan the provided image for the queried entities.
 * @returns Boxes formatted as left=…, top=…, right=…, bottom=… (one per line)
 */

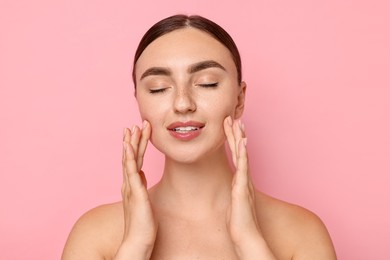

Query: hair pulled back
left=132, top=14, right=242, bottom=87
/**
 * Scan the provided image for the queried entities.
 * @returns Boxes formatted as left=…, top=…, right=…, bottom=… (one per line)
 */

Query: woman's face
left=135, top=28, right=245, bottom=163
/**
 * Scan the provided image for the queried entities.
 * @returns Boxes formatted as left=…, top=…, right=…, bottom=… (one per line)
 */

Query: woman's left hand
left=223, top=116, right=277, bottom=260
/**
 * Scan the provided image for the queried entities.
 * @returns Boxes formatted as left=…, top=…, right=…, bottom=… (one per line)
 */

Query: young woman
left=62, top=15, right=337, bottom=260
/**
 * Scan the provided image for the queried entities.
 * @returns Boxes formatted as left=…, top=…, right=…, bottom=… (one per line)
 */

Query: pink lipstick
left=167, top=121, right=205, bottom=141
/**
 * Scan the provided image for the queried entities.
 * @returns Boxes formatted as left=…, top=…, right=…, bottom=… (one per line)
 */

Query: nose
left=173, top=87, right=196, bottom=114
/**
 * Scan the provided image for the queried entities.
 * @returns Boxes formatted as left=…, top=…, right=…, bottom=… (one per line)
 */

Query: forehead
left=135, top=28, right=236, bottom=77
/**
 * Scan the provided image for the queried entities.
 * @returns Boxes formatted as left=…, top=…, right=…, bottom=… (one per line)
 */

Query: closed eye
left=197, top=82, right=219, bottom=88
left=149, top=88, right=167, bottom=94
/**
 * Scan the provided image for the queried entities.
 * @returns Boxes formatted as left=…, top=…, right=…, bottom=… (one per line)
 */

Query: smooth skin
left=62, top=28, right=337, bottom=260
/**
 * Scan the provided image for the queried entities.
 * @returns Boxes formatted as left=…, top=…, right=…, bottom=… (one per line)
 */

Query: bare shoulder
left=62, top=202, right=124, bottom=260
left=255, top=191, right=337, bottom=260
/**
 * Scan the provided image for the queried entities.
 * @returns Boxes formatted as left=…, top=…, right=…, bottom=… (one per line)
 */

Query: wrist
left=234, top=235, right=277, bottom=260
left=114, top=240, right=154, bottom=260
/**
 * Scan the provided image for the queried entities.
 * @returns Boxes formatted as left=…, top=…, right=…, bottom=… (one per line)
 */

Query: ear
left=234, top=81, right=247, bottom=119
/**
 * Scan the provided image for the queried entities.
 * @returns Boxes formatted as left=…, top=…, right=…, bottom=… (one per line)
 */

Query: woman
left=62, top=14, right=336, bottom=259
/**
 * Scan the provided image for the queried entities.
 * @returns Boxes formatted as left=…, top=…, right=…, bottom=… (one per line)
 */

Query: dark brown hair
left=132, top=14, right=242, bottom=87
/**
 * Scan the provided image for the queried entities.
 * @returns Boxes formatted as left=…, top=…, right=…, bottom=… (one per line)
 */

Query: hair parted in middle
left=132, top=14, right=242, bottom=87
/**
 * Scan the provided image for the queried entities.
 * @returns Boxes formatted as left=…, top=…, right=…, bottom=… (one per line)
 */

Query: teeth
left=173, top=126, right=199, bottom=133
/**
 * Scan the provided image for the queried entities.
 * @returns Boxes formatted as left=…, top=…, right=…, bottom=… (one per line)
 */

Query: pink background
left=1, top=0, right=389, bottom=259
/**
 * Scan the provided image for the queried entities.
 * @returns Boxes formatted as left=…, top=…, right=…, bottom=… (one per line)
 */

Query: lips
left=167, top=121, right=205, bottom=141
left=172, top=126, right=201, bottom=133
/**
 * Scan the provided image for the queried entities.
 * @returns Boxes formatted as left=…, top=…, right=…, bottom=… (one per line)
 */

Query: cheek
left=137, top=95, right=163, bottom=121
left=137, top=101, right=148, bottom=121
left=203, top=93, right=237, bottom=118
left=137, top=98, right=166, bottom=143
left=137, top=102, right=160, bottom=139
left=137, top=106, right=162, bottom=147
left=138, top=106, right=161, bottom=130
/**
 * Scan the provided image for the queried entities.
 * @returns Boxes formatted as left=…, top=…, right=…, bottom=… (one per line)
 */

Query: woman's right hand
left=114, top=121, right=157, bottom=260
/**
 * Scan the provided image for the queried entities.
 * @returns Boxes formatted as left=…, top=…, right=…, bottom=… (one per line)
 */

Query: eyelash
left=149, top=88, right=167, bottom=94
left=148, top=82, right=219, bottom=94
left=198, top=82, right=219, bottom=88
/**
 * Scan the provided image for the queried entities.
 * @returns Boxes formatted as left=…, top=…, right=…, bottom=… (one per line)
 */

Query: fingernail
left=142, top=120, right=147, bottom=129
left=240, top=120, right=245, bottom=132
left=227, top=116, right=233, bottom=126
left=238, top=138, right=246, bottom=152
left=131, top=125, right=136, bottom=134
left=237, top=119, right=243, bottom=131
left=242, top=137, right=247, bottom=146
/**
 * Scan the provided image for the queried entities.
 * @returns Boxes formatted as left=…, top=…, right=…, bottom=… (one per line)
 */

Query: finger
left=130, top=125, right=141, bottom=158
left=235, top=138, right=248, bottom=187
left=122, top=139, right=131, bottom=201
left=123, top=127, right=131, bottom=143
left=232, top=119, right=245, bottom=160
left=123, top=141, right=138, bottom=176
left=137, top=120, right=151, bottom=171
left=223, top=116, right=237, bottom=167
left=122, top=128, right=130, bottom=184
left=123, top=127, right=146, bottom=190
left=139, top=170, right=148, bottom=188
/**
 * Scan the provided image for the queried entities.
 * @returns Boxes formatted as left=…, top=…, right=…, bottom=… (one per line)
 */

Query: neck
left=150, top=145, right=234, bottom=216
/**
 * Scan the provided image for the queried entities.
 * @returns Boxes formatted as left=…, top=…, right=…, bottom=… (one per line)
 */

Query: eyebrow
left=140, top=67, right=171, bottom=80
left=140, top=60, right=226, bottom=81
left=188, top=60, right=226, bottom=74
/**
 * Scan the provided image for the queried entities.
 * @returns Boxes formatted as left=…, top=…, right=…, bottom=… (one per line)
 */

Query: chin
left=161, top=146, right=206, bottom=164
left=168, top=155, right=201, bottom=164
left=150, top=130, right=226, bottom=164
